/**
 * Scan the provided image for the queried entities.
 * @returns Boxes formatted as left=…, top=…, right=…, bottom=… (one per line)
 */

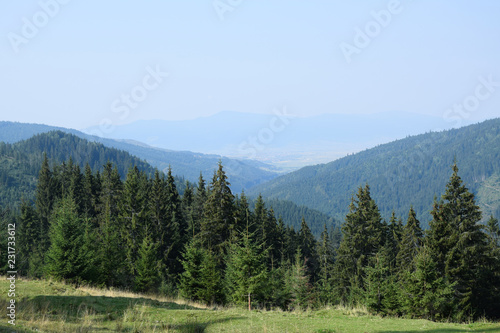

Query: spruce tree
left=164, top=166, right=185, bottom=278
left=333, top=185, right=384, bottom=305
left=200, top=162, right=235, bottom=264
left=82, top=163, right=98, bottom=221
left=396, top=206, right=423, bottom=273
left=68, top=163, right=84, bottom=215
left=264, top=264, right=291, bottom=310
left=299, top=217, right=319, bottom=281
left=119, top=166, right=149, bottom=281
left=317, top=224, right=334, bottom=304
left=234, top=191, right=252, bottom=239
left=134, top=226, right=161, bottom=293
left=483, top=215, right=500, bottom=317
left=198, top=249, right=225, bottom=305
left=265, top=208, right=280, bottom=264
left=35, top=153, right=56, bottom=255
left=486, top=215, right=500, bottom=247
left=79, top=216, right=100, bottom=284
left=286, top=248, right=313, bottom=310
left=365, top=249, right=389, bottom=314
left=192, top=172, right=207, bottom=235
left=400, top=245, right=455, bottom=320
left=148, top=169, right=169, bottom=280
left=276, top=216, right=287, bottom=264
left=427, top=198, right=450, bottom=276
left=18, top=200, right=40, bottom=277
left=283, top=225, right=299, bottom=264
left=182, top=182, right=195, bottom=240
left=224, top=227, right=267, bottom=308
left=427, top=163, right=494, bottom=319
left=253, top=194, right=267, bottom=236
left=386, top=211, right=403, bottom=268
left=44, top=196, right=86, bottom=283
left=179, top=239, right=206, bottom=301
left=96, top=162, right=123, bottom=287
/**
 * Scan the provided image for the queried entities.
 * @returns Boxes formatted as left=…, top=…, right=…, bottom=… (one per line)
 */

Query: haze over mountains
left=84, top=111, right=464, bottom=169
left=0, top=121, right=279, bottom=193
left=249, top=117, right=500, bottom=227
left=2, top=115, right=499, bottom=230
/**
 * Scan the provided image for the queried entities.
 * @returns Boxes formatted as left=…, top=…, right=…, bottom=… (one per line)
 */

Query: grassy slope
left=1, top=278, right=499, bottom=333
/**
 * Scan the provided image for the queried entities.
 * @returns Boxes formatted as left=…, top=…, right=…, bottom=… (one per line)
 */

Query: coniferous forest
left=1, top=156, right=499, bottom=322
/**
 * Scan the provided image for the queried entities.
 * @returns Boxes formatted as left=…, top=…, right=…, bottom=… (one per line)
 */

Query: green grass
left=0, top=277, right=499, bottom=332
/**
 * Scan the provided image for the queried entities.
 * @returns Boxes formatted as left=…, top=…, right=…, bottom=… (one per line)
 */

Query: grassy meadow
left=0, top=277, right=499, bottom=333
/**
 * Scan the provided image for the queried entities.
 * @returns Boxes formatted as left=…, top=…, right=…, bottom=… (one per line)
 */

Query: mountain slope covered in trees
left=0, top=130, right=335, bottom=237
left=0, top=131, right=161, bottom=208
left=0, top=121, right=280, bottom=192
left=3, top=157, right=498, bottom=321
left=249, top=118, right=500, bottom=226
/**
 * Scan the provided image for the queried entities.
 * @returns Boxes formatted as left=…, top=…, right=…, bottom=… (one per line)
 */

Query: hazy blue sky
left=1, top=0, right=499, bottom=130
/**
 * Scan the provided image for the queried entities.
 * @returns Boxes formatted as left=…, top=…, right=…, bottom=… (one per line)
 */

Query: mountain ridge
left=0, top=121, right=280, bottom=193
left=83, top=110, right=468, bottom=168
left=248, top=118, right=500, bottom=227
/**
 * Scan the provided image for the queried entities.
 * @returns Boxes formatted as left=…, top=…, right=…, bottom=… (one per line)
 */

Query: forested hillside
left=0, top=131, right=165, bottom=208
left=254, top=198, right=340, bottom=237
left=3, top=159, right=498, bottom=321
left=0, top=121, right=280, bottom=192
left=249, top=118, right=500, bottom=227
left=0, top=130, right=332, bottom=237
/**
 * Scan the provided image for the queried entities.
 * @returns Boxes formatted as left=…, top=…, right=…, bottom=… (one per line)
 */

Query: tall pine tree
left=333, top=185, right=384, bottom=305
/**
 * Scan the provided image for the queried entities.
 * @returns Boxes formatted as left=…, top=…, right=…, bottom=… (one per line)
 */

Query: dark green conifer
left=119, top=166, right=149, bottom=280
left=333, top=185, right=384, bottom=305
left=44, top=197, right=86, bottom=283
left=96, top=162, right=123, bottom=287
left=35, top=153, right=56, bottom=255
left=400, top=245, right=455, bottom=320
left=427, top=163, right=494, bottom=319
left=200, top=162, right=235, bottom=263
left=317, top=224, right=334, bottom=304
left=134, top=226, right=161, bottom=293
left=299, top=217, right=319, bottom=281
left=396, top=206, right=423, bottom=273
left=286, top=248, right=313, bottom=310
left=224, top=226, right=267, bottom=308
left=18, top=200, right=40, bottom=277
left=179, top=239, right=206, bottom=301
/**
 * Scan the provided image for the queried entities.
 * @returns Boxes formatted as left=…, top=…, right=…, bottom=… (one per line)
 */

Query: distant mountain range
left=0, top=129, right=337, bottom=237
left=248, top=118, right=500, bottom=227
left=3, top=116, right=498, bottom=230
left=0, top=121, right=280, bottom=193
left=84, top=111, right=465, bottom=168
